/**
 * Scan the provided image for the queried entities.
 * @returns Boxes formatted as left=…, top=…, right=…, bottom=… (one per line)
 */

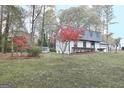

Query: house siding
left=86, top=41, right=91, bottom=48
left=95, top=42, right=100, bottom=52
left=77, top=41, right=83, bottom=47
left=56, top=30, right=103, bottom=54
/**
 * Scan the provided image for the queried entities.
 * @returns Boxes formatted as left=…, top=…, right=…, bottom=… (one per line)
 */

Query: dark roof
left=81, top=30, right=102, bottom=42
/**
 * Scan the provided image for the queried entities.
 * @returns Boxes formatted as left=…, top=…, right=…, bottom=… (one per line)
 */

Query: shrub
left=27, top=47, right=41, bottom=57
left=13, top=36, right=29, bottom=53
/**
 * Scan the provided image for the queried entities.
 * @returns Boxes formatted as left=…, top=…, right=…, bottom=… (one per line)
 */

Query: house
left=56, top=30, right=106, bottom=54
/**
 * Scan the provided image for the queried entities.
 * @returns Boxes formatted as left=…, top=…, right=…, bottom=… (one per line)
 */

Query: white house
left=56, top=30, right=108, bottom=54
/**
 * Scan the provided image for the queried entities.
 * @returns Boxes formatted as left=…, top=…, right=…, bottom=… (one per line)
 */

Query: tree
left=1, top=5, right=25, bottom=53
left=32, top=5, right=57, bottom=48
left=85, top=8, right=102, bottom=31
left=41, top=5, right=46, bottom=47
left=93, top=5, right=114, bottom=34
left=27, top=5, right=57, bottom=47
left=3, top=7, right=10, bottom=53
left=59, top=6, right=88, bottom=28
left=93, top=5, right=114, bottom=52
left=103, top=5, right=114, bottom=51
left=49, top=32, right=56, bottom=49
left=13, top=36, right=29, bottom=55
left=59, top=6, right=101, bottom=31
left=57, top=26, right=85, bottom=54
left=0, top=6, right=3, bottom=50
left=30, top=5, right=42, bottom=44
left=114, top=38, right=121, bottom=53
left=92, top=5, right=105, bottom=33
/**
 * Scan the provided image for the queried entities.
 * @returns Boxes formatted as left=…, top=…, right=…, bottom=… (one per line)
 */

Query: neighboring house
left=56, top=30, right=106, bottom=54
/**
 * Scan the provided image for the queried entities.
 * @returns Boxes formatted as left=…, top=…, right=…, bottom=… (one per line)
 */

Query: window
left=91, top=41, right=95, bottom=48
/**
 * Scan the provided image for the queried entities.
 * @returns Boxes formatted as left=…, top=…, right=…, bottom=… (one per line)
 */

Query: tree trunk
left=11, top=28, right=14, bottom=57
left=31, top=5, right=35, bottom=45
left=11, top=37, right=14, bottom=57
left=106, top=22, right=109, bottom=52
left=3, top=11, right=10, bottom=54
left=41, top=5, right=45, bottom=47
left=0, top=6, right=3, bottom=52
left=115, top=45, right=117, bottom=53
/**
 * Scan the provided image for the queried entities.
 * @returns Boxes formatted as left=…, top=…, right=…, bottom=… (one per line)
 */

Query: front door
left=91, top=41, right=95, bottom=51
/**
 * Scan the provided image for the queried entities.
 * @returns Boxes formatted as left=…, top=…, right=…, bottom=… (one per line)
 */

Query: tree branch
left=33, top=6, right=43, bottom=22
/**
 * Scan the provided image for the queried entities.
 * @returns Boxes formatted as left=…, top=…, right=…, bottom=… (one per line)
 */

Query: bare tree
left=31, top=5, right=42, bottom=44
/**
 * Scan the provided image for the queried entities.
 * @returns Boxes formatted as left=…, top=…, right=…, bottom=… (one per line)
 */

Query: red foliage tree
left=13, top=36, right=29, bottom=52
left=57, top=26, right=85, bottom=54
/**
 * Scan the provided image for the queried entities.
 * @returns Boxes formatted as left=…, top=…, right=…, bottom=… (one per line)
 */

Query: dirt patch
left=0, top=53, right=11, bottom=59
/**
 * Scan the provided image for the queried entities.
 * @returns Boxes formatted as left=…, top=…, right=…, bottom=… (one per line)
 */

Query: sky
left=56, top=5, right=124, bottom=38
left=109, top=6, right=124, bottom=38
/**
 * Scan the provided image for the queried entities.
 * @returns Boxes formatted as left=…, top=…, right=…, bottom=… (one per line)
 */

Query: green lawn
left=0, top=52, right=124, bottom=88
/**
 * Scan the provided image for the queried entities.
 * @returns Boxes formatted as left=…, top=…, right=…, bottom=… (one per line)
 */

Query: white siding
left=56, top=40, right=74, bottom=54
left=86, top=41, right=91, bottom=48
left=77, top=41, right=83, bottom=47
left=70, top=41, right=74, bottom=53
left=56, top=40, right=102, bottom=54
left=95, top=42, right=100, bottom=52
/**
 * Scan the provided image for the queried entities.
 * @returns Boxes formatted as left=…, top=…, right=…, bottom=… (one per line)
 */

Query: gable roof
left=81, top=30, right=102, bottom=42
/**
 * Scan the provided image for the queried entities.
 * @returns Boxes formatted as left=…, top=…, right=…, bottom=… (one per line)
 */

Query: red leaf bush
left=13, top=36, right=30, bottom=52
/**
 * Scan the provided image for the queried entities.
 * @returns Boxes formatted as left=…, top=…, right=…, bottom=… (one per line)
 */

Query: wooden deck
left=72, top=47, right=95, bottom=53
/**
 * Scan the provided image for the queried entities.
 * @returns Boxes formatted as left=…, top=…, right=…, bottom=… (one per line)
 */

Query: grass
left=0, top=52, right=124, bottom=88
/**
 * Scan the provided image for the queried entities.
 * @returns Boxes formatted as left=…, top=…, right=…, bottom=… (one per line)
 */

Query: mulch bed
left=0, top=53, right=11, bottom=60
left=9, top=55, right=34, bottom=60
left=0, top=53, right=39, bottom=60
